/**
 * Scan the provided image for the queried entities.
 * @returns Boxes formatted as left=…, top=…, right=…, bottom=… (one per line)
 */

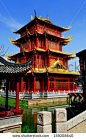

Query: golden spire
left=46, top=15, right=49, bottom=20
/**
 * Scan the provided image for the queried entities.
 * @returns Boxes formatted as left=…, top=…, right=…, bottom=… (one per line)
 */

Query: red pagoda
left=5, top=14, right=80, bottom=98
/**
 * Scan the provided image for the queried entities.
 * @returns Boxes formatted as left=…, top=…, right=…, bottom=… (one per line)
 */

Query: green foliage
left=21, top=125, right=36, bottom=133
left=0, top=97, right=28, bottom=108
left=19, top=100, right=28, bottom=106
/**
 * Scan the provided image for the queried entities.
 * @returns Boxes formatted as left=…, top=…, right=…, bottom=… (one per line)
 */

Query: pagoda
left=5, top=14, right=80, bottom=98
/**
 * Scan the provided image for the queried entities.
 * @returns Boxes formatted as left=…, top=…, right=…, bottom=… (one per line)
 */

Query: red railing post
left=16, top=79, right=19, bottom=113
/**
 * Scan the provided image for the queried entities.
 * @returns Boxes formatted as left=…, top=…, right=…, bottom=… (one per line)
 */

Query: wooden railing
left=0, top=109, right=24, bottom=118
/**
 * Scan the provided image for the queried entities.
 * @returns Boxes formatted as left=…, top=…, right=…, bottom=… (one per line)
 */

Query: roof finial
left=34, top=10, right=36, bottom=17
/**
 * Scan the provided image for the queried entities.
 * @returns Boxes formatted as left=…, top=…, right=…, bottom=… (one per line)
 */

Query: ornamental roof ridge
left=11, top=14, right=72, bottom=34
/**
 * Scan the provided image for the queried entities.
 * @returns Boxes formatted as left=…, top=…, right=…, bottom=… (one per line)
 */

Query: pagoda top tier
left=11, top=15, right=72, bottom=34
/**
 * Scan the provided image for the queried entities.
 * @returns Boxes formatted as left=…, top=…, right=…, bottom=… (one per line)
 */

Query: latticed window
left=36, top=78, right=42, bottom=90
left=56, top=80, right=68, bottom=90
left=23, top=42, right=29, bottom=50
left=50, top=78, right=54, bottom=90
left=47, top=40, right=59, bottom=50
left=41, top=57, right=45, bottom=68
left=70, top=79, right=73, bottom=90
left=39, top=39, right=42, bottom=47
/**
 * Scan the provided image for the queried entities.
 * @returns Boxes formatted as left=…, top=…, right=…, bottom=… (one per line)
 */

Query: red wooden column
left=68, top=79, right=70, bottom=90
left=73, top=79, right=75, bottom=90
left=45, top=38, right=47, bottom=50
left=48, top=56, right=50, bottom=67
left=36, top=37, right=39, bottom=48
left=16, top=79, right=19, bottom=112
left=35, top=55, right=37, bottom=68
left=54, top=78, right=56, bottom=92
left=21, top=77, right=23, bottom=92
left=34, top=77, right=36, bottom=93
left=48, top=77, right=50, bottom=92
left=6, top=78, right=9, bottom=111
left=24, top=57, right=26, bottom=63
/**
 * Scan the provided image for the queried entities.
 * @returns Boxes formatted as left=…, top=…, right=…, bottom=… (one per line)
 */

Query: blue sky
left=0, top=0, right=86, bottom=71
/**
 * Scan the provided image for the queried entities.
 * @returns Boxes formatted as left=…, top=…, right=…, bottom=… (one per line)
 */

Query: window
left=47, top=40, right=59, bottom=50
left=50, top=78, right=54, bottom=90
left=36, top=78, right=42, bottom=90
left=23, top=42, right=29, bottom=50
left=56, top=79, right=68, bottom=90
left=39, top=27, right=43, bottom=30
left=37, top=56, right=39, bottom=67
left=41, top=57, right=45, bottom=68
left=70, top=79, right=73, bottom=90
left=39, top=39, right=42, bottom=47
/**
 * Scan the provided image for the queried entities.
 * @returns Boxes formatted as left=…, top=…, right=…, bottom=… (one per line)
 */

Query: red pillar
left=16, top=80, right=19, bottom=112
left=48, top=56, right=50, bottom=67
left=34, top=77, right=36, bottom=93
left=6, top=78, right=9, bottom=111
left=54, top=78, right=56, bottom=92
left=68, top=79, right=70, bottom=90
left=21, top=77, right=23, bottom=92
left=73, top=79, right=75, bottom=90
left=36, top=37, right=39, bottom=48
left=24, top=57, right=26, bottom=63
left=45, top=38, right=47, bottom=50
left=35, top=55, right=37, bottom=68
left=48, top=77, right=50, bottom=92
left=34, top=113, right=36, bottom=124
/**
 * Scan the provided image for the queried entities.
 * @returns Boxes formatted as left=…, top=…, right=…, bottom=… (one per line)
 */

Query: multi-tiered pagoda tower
left=5, top=15, right=80, bottom=98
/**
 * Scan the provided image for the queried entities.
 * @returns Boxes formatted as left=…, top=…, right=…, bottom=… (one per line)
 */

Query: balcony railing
left=0, top=109, right=24, bottom=118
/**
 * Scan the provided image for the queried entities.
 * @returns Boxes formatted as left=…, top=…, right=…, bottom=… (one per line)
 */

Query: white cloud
left=0, top=13, right=23, bottom=29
